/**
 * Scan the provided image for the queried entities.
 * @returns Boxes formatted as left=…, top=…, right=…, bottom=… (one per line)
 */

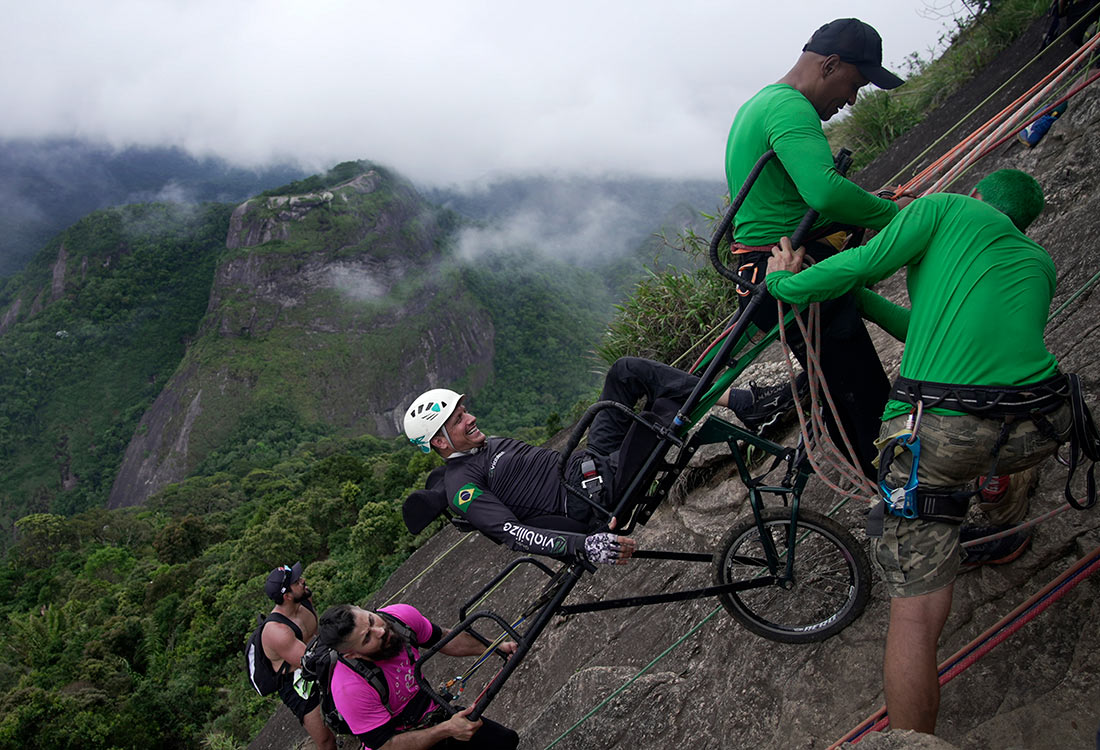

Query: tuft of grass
left=596, top=223, right=738, bottom=368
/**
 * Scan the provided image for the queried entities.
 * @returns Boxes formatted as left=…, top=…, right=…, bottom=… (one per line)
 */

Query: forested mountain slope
left=0, top=162, right=640, bottom=519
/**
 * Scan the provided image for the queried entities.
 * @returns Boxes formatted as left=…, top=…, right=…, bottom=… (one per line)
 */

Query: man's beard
left=374, top=626, right=407, bottom=660
left=291, top=584, right=312, bottom=603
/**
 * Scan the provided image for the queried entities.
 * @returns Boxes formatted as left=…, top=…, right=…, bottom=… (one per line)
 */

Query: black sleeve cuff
left=356, top=721, right=396, bottom=749
left=422, top=622, right=443, bottom=649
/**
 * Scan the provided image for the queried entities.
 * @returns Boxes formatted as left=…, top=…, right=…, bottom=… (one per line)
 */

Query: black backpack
left=300, top=611, right=422, bottom=736
left=245, top=612, right=302, bottom=696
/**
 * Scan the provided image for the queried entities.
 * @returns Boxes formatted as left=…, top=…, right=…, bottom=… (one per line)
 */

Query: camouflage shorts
left=872, top=404, right=1071, bottom=598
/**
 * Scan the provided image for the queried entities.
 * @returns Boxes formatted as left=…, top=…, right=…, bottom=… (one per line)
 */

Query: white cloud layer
left=1, top=0, right=964, bottom=185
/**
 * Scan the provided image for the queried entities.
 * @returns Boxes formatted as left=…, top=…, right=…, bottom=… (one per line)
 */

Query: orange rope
left=898, top=30, right=1100, bottom=196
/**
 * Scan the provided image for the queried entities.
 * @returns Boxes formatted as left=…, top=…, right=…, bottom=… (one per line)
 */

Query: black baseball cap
left=803, top=18, right=904, bottom=90
left=264, top=561, right=303, bottom=602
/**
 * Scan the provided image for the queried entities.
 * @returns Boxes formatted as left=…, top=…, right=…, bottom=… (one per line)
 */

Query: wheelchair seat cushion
left=611, top=396, right=680, bottom=502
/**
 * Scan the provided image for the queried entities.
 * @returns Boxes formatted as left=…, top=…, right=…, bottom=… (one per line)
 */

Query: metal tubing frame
left=414, top=560, right=587, bottom=721
left=413, top=413, right=813, bottom=722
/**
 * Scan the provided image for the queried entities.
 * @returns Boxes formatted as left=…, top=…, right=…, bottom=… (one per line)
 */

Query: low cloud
left=455, top=193, right=640, bottom=263
left=0, top=1, right=958, bottom=186
left=328, top=265, right=386, bottom=302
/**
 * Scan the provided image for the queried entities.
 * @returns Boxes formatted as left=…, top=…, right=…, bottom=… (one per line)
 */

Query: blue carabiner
left=879, top=434, right=921, bottom=519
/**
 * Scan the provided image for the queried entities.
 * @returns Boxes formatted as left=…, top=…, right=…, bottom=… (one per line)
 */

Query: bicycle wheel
left=713, top=507, right=871, bottom=643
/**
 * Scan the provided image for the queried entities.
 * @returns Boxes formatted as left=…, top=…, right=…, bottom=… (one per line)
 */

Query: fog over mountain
left=426, top=174, right=724, bottom=266
left=0, top=2, right=955, bottom=185
left=0, top=139, right=306, bottom=275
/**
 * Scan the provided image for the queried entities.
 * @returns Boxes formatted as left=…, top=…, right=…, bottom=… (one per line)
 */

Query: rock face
left=250, top=19, right=1100, bottom=750
left=108, top=169, right=495, bottom=508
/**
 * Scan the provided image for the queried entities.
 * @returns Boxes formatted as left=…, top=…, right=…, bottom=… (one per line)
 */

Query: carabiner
left=904, top=401, right=923, bottom=445
left=879, top=434, right=921, bottom=519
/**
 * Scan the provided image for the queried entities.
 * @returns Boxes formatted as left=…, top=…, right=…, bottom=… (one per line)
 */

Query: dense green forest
left=0, top=203, right=232, bottom=525
left=0, top=425, right=440, bottom=749
left=0, top=242, right=611, bottom=747
left=459, top=251, right=610, bottom=437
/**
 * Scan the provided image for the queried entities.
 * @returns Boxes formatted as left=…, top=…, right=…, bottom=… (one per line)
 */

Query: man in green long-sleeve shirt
left=765, top=169, right=1071, bottom=733
left=725, top=18, right=909, bottom=478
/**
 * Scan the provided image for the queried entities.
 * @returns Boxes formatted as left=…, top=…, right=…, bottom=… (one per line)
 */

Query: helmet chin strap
left=438, top=424, right=458, bottom=452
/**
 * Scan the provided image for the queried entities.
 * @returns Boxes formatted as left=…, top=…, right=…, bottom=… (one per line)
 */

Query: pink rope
left=775, top=298, right=876, bottom=502
left=902, top=31, right=1100, bottom=196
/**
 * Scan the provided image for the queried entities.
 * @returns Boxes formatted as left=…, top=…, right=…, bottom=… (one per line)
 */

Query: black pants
left=587, top=356, right=700, bottom=455
left=436, top=716, right=519, bottom=749
left=566, top=357, right=702, bottom=517
left=531, top=357, right=701, bottom=532
left=736, top=241, right=889, bottom=479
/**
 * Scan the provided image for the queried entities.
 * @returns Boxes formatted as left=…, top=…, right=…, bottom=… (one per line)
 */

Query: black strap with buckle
left=1065, top=373, right=1099, bottom=510
left=580, top=457, right=605, bottom=507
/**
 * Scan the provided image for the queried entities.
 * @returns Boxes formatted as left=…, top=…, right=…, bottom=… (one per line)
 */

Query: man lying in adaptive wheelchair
left=401, top=356, right=793, bottom=565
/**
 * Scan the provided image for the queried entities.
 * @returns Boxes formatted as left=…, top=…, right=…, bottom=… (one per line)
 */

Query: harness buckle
left=580, top=458, right=604, bottom=493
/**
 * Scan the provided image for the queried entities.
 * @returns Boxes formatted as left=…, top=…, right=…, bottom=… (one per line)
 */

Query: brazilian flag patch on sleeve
left=453, top=484, right=482, bottom=512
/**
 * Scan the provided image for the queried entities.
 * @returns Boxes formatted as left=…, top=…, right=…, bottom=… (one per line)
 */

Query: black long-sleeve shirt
left=443, top=437, right=588, bottom=558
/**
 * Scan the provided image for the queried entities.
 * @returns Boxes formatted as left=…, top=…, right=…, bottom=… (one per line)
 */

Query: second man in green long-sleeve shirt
left=765, top=169, right=1070, bottom=734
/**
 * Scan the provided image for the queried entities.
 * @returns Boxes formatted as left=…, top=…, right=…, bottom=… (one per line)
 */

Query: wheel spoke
left=714, top=509, right=871, bottom=643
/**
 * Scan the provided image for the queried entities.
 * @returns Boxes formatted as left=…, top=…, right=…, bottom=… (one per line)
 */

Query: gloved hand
left=583, top=532, right=636, bottom=564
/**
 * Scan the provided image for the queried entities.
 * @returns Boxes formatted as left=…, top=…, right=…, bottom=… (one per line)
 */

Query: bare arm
left=261, top=622, right=305, bottom=671
left=439, top=629, right=518, bottom=659
left=377, top=707, right=483, bottom=749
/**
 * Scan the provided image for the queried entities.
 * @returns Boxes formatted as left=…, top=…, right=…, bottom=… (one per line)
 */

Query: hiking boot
left=977, top=474, right=1010, bottom=504
left=959, top=524, right=1031, bottom=569
left=736, top=381, right=797, bottom=433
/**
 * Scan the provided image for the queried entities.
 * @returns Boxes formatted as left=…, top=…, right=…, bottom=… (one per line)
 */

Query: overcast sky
left=0, top=1, right=967, bottom=186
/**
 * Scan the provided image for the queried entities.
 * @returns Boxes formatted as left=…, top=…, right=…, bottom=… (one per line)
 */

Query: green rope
left=670, top=315, right=730, bottom=368
left=381, top=533, right=471, bottom=607
left=1048, top=266, right=1100, bottom=324
left=542, top=605, right=723, bottom=750
left=463, top=565, right=524, bottom=614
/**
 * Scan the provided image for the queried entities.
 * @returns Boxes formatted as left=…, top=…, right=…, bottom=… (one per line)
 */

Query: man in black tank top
left=261, top=562, right=336, bottom=750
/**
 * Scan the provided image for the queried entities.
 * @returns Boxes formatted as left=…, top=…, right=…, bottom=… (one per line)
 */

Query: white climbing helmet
left=404, top=388, right=463, bottom=453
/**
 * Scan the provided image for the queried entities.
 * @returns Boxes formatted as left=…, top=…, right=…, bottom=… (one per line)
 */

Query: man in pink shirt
left=317, top=602, right=519, bottom=749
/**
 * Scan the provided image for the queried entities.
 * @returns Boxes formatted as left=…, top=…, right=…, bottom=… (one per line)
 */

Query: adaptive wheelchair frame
left=412, top=149, right=874, bottom=721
